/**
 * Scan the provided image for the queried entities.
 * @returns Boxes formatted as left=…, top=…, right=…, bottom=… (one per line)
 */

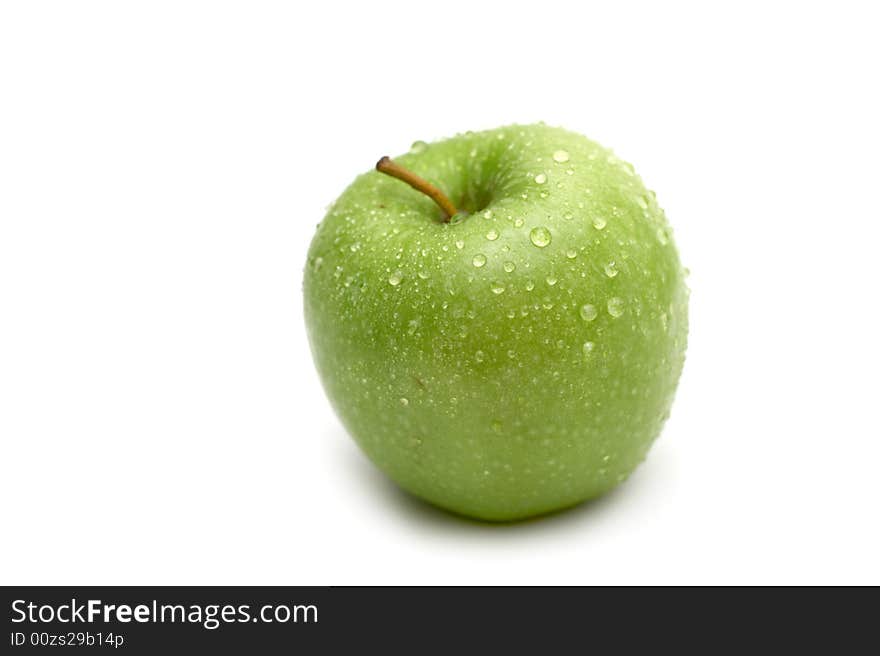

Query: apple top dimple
left=305, top=123, right=687, bottom=381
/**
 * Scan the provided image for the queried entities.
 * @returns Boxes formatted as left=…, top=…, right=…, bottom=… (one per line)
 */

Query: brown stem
left=375, top=156, right=458, bottom=221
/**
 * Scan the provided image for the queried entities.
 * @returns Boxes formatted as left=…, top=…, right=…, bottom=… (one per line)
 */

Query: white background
left=1, top=1, right=878, bottom=585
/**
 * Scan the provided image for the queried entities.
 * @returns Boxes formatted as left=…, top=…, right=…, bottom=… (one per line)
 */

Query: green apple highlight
left=304, top=124, right=688, bottom=521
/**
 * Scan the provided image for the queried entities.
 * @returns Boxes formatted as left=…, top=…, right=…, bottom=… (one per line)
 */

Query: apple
left=303, top=124, right=688, bottom=521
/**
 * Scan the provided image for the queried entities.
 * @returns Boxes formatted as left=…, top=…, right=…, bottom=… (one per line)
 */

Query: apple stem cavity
left=375, top=156, right=458, bottom=222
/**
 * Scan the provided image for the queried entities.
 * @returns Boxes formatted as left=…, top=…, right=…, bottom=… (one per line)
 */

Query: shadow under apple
left=328, top=423, right=672, bottom=535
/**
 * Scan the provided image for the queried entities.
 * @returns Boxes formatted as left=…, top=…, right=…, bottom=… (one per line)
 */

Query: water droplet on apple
left=417, top=270, right=429, bottom=279
left=656, top=227, right=669, bottom=245
left=514, top=217, right=524, bottom=228
left=399, top=397, right=409, bottom=406
left=603, top=261, right=618, bottom=278
left=607, top=297, right=625, bottom=318
left=388, top=271, right=403, bottom=286
left=534, top=173, right=547, bottom=184
left=486, top=229, right=499, bottom=241
left=530, top=226, right=552, bottom=247
left=409, top=140, right=427, bottom=154
left=525, top=280, right=535, bottom=291
left=636, top=196, right=648, bottom=209
left=455, top=239, right=464, bottom=249
left=565, top=249, right=577, bottom=259
left=503, top=261, right=516, bottom=273
left=313, top=256, right=324, bottom=271
left=482, top=209, right=493, bottom=219
left=592, top=216, right=607, bottom=230
left=552, top=150, right=570, bottom=163
left=546, top=275, right=557, bottom=286
left=474, top=350, right=485, bottom=363
left=491, top=282, right=506, bottom=294
left=582, top=341, right=595, bottom=357
left=472, top=254, right=487, bottom=268
left=562, top=210, right=573, bottom=220
left=579, top=304, right=598, bottom=321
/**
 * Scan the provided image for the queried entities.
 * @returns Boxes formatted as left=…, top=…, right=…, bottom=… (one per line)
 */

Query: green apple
left=304, top=123, right=688, bottom=521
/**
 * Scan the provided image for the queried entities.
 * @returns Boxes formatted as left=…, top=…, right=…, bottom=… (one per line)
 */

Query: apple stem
left=375, top=156, right=458, bottom=222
